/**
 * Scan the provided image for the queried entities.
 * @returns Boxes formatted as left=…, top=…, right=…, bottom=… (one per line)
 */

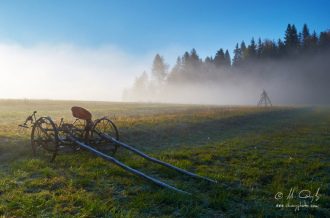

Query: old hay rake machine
left=19, top=107, right=217, bottom=194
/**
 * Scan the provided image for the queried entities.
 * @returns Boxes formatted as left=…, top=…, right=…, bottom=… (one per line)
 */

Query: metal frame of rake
left=19, top=107, right=219, bottom=194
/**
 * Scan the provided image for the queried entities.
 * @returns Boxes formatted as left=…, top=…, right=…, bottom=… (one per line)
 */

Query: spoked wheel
left=31, top=117, right=59, bottom=163
left=92, top=117, right=119, bottom=156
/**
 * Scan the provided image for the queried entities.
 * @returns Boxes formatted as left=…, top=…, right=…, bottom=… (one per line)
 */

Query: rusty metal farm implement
left=19, top=107, right=217, bottom=194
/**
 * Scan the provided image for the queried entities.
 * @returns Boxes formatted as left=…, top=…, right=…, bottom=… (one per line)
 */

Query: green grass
left=0, top=100, right=329, bottom=217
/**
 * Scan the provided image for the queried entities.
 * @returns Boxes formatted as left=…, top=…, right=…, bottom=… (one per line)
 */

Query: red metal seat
left=71, top=106, right=92, bottom=120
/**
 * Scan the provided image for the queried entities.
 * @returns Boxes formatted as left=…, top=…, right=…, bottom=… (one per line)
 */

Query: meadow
left=0, top=99, right=329, bottom=217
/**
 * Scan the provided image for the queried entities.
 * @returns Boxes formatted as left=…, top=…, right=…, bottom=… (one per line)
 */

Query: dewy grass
left=0, top=100, right=329, bottom=216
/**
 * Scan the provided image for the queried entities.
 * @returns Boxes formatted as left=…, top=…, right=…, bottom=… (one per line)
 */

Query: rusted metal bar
left=99, top=133, right=218, bottom=184
left=35, top=124, right=57, bottom=145
left=66, top=135, right=190, bottom=194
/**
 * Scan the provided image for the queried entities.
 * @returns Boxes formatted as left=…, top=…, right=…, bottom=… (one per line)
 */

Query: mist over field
left=0, top=43, right=152, bottom=101
left=0, top=41, right=329, bottom=105
left=124, top=51, right=330, bottom=105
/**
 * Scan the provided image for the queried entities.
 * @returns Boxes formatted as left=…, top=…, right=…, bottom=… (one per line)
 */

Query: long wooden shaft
left=100, top=133, right=217, bottom=184
left=66, top=135, right=190, bottom=194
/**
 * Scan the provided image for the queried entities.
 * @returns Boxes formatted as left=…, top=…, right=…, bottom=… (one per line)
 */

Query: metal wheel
left=31, top=117, right=59, bottom=162
left=91, top=117, right=119, bottom=156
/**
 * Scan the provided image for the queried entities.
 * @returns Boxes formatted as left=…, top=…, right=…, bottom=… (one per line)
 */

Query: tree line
left=123, top=23, right=330, bottom=103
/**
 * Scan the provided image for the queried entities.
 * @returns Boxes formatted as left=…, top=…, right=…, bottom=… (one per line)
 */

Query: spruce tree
left=310, top=31, right=318, bottom=54
left=284, top=24, right=299, bottom=58
left=132, top=71, right=149, bottom=101
left=246, top=37, right=257, bottom=59
left=262, top=40, right=272, bottom=59
left=240, top=41, right=247, bottom=56
left=167, top=57, right=182, bottom=85
left=284, top=24, right=292, bottom=46
left=302, top=23, right=310, bottom=39
left=190, top=48, right=203, bottom=81
left=224, top=50, right=231, bottom=67
left=182, top=51, right=190, bottom=67
left=204, top=56, right=213, bottom=64
left=181, top=49, right=202, bottom=82
left=257, top=38, right=263, bottom=59
left=298, top=32, right=302, bottom=50
left=190, top=48, right=200, bottom=67
left=302, top=23, right=311, bottom=53
left=291, top=25, right=299, bottom=48
left=151, top=54, right=169, bottom=92
left=271, top=40, right=278, bottom=58
left=277, top=39, right=285, bottom=58
left=319, top=30, right=330, bottom=52
left=232, top=43, right=242, bottom=68
left=214, top=48, right=225, bottom=67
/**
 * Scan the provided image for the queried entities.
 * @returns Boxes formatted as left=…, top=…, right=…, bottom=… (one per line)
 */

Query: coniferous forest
left=123, top=24, right=330, bottom=105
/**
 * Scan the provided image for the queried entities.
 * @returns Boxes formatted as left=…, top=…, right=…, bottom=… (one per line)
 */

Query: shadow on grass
left=119, top=107, right=312, bottom=154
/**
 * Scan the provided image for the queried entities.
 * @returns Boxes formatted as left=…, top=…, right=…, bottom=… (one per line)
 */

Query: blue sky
left=0, top=0, right=329, bottom=101
left=1, top=0, right=329, bottom=58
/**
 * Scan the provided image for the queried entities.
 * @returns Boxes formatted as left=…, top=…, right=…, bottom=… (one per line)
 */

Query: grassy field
left=0, top=100, right=329, bottom=217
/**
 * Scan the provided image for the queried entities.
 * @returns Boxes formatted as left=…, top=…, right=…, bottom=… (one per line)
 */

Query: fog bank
left=124, top=53, right=330, bottom=105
